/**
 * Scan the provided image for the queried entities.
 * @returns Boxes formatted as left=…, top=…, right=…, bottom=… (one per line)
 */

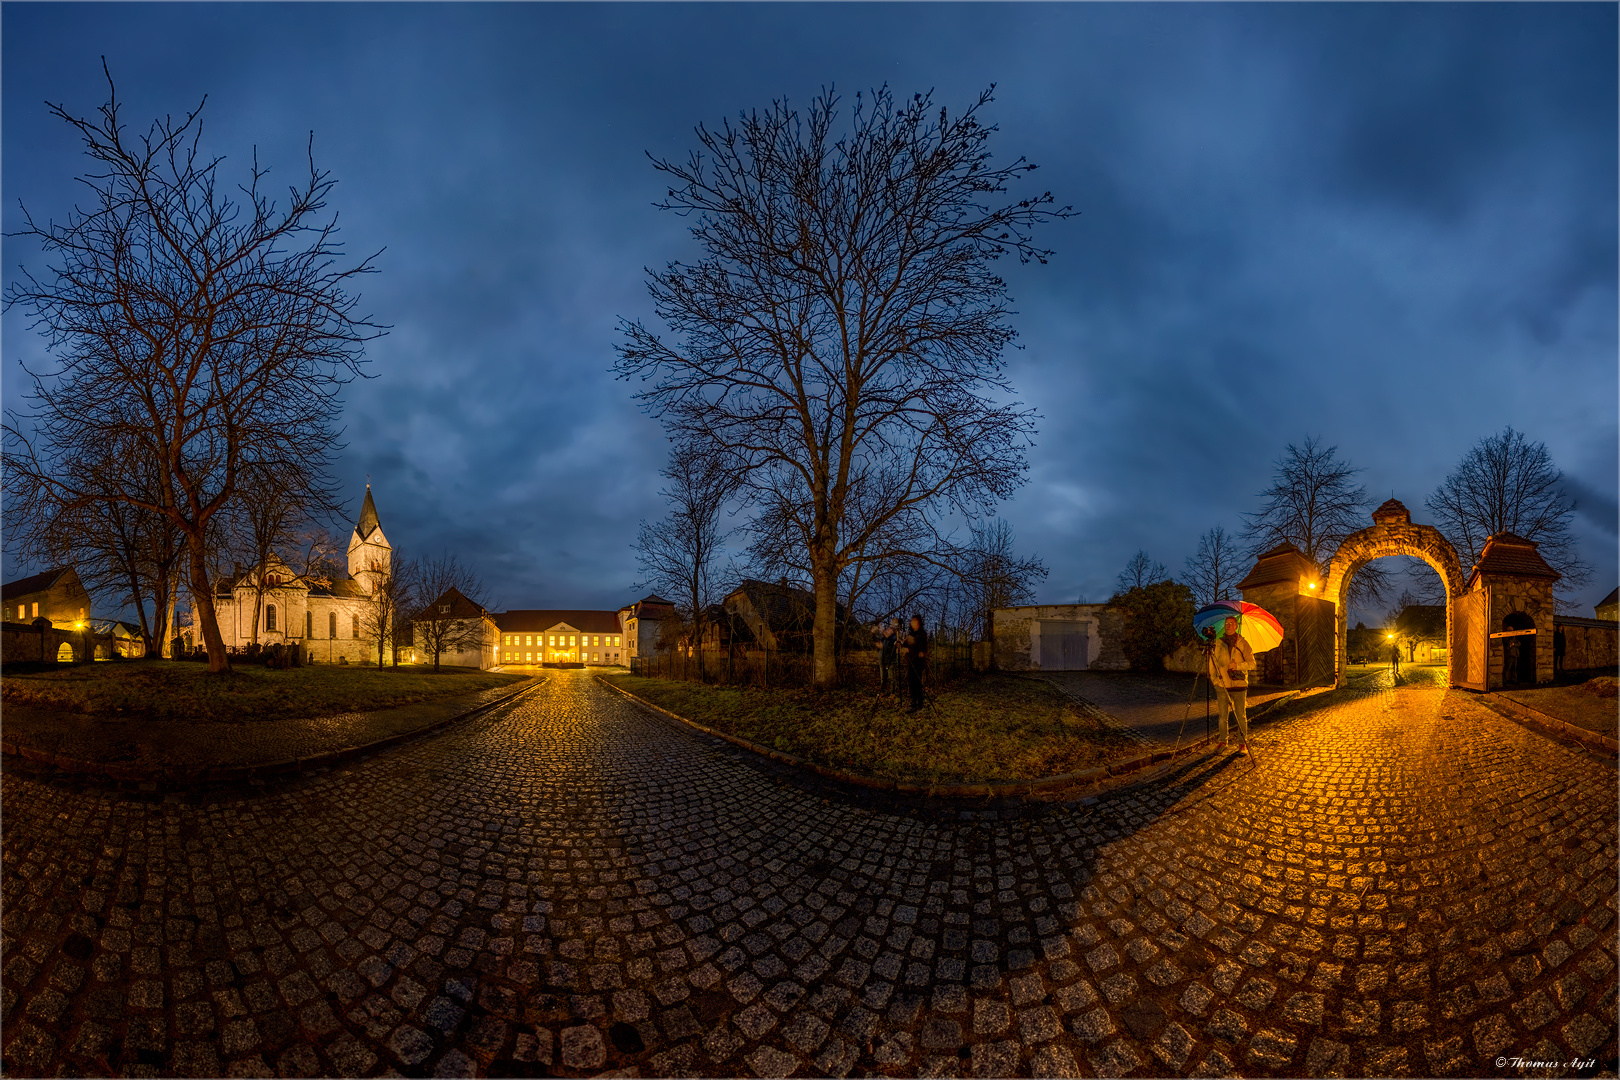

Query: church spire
left=356, top=485, right=381, bottom=540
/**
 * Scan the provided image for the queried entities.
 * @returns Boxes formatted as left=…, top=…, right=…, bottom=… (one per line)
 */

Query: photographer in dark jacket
left=899, top=614, right=929, bottom=712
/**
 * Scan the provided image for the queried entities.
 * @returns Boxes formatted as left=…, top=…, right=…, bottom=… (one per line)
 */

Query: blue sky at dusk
left=4, top=3, right=1616, bottom=623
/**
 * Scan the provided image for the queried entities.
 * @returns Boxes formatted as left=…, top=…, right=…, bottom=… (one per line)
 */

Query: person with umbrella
left=1209, top=614, right=1257, bottom=754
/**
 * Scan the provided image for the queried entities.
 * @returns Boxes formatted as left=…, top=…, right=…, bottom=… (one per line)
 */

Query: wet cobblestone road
left=3, top=668, right=1615, bottom=1077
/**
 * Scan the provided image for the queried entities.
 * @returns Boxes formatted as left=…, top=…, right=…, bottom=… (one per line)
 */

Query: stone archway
left=1322, top=499, right=1467, bottom=687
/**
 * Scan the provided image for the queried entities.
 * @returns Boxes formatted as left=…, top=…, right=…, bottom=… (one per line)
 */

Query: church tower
left=347, top=485, right=392, bottom=595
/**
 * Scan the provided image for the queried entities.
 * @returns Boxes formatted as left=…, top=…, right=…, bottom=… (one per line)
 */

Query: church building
left=211, top=486, right=393, bottom=663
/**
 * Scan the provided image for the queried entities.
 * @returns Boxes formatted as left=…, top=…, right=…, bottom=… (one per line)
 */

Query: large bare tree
left=1183, top=525, right=1241, bottom=608
left=2, top=70, right=382, bottom=672
left=1425, top=426, right=1591, bottom=606
left=616, top=85, right=1068, bottom=688
left=1242, top=435, right=1387, bottom=607
left=413, top=553, right=491, bottom=671
left=633, top=441, right=738, bottom=678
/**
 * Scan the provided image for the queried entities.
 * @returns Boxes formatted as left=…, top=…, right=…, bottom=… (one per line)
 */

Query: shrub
left=1109, top=580, right=1196, bottom=672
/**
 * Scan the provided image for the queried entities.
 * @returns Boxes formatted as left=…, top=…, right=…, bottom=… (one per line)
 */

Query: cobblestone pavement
left=1035, top=670, right=1345, bottom=748
left=3, top=667, right=1615, bottom=1078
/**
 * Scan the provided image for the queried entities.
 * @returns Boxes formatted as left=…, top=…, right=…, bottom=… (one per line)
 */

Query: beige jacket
left=1207, top=635, right=1255, bottom=690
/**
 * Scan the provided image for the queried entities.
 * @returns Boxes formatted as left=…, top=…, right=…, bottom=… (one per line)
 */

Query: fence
left=629, top=640, right=984, bottom=690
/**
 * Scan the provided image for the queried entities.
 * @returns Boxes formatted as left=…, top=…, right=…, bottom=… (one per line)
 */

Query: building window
left=352, top=614, right=360, bottom=639
left=266, top=604, right=277, bottom=632
left=32, top=602, right=39, bottom=618
left=329, top=612, right=337, bottom=639
left=306, top=611, right=313, bottom=638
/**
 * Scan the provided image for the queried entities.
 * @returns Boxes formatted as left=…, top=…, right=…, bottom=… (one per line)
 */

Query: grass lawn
left=1501, top=676, right=1618, bottom=737
left=603, top=672, right=1141, bottom=784
left=1, top=659, right=528, bottom=723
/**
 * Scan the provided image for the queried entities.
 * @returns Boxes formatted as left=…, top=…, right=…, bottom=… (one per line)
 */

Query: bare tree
left=616, top=85, right=1068, bottom=689
left=219, top=462, right=330, bottom=646
left=633, top=441, right=738, bottom=678
left=2, top=69, right=382, bottom=672
left=1425, top=427, right=1591, bottom=607
left=1183, top=525, right=1241, bottom=608
left=1242, top=435, right=1387, bottom=607
left=1117, top=550, right=1167, bottom=593
left=959, top=518, right=1045, bottom=642
left=5, top=434, right=187, bottom=657
left=413, top=553, right=491, bottom=671
left=358, top=556, right=416, bottom=670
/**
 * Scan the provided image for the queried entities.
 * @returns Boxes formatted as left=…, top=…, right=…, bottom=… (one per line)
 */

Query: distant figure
left=877, top=620, right=899, bottom=694
left=1389, top=643, right=1401, bottom=676
left=1208, top=616, right=1255, bottom=755
left=899, top=614, right=929, bottom=712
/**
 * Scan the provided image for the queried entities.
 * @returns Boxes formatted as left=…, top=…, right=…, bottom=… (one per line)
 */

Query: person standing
left=1208, top=615, right=1255, bottom=754
left=878, top=620, right=899, bottom=694
left=900, top=614, right=929, bottom=713
left=1389, top=642, right=1401, bottom=677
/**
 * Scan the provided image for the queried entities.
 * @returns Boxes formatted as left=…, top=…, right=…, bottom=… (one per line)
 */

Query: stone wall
left=991, top=604, right=1127, bottom=671
left=1, top=620, right=92, bottom=664
left=1554, top=616, right=1618, bottom=674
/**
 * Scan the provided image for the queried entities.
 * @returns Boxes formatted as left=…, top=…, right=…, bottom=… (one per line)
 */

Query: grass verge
left=602, top=672, right=1141, bottom=784
left=1, top=659, right=527, bottom=723
left=1499, top=677, right=1619, bottom=737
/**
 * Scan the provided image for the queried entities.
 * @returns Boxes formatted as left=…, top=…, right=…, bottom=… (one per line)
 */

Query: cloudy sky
left=4, top=3, right=1615, bottom=623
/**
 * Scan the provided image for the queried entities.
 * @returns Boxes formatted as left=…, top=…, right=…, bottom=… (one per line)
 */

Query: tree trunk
left=811, top=559, right=839, bottom=690
left=161, top=589, right=176, bottom=658
left=188, top=541, right=230, bottom=672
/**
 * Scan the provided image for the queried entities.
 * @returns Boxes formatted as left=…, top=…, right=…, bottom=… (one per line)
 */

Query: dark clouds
left=4, top=4, right=1614, bottom=618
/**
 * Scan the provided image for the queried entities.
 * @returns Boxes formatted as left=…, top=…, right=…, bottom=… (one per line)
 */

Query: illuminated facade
left=211, top=486, right=392, bottom=663
left=494, top=610, right=626, bottom=666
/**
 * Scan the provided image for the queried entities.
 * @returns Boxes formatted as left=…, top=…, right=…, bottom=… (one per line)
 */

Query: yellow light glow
left=1307, top=582, right=1316, bottom=590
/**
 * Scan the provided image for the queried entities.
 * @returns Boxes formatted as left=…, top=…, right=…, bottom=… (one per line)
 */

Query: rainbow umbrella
left=1194, top=601, right=1284, bottom=652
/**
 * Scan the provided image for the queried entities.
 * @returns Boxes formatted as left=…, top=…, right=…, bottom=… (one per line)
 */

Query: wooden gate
left=1038, top=622, right=1089, bottom=670
left=1450, top=591, right=1486, bottom=690
left=1296, top=595, right=1337, bottom=687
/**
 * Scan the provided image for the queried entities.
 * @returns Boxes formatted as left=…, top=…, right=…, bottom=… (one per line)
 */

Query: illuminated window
left=570, top=635, right=577, bottom=645
left=329, top=612, right=337, bottom=638
left=526, top=652, right=532, bottom=662
left=266, top=604, right=277, bottom=632
left=32, top=602, right=39, bottom=618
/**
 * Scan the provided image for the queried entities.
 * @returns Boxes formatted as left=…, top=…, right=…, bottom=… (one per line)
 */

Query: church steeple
left=355, top=485, right=381, bottom=541
left=347, top=484, right=391, bottom=593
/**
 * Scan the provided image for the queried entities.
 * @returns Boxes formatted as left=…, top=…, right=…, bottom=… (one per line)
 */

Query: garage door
left=1038, top=621, right=1089, bottom=670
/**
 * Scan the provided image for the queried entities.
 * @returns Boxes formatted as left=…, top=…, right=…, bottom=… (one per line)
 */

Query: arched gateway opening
left=1238, top=498, right=1562, bottom=691
left=1322, top=499, right=1467, bottom=688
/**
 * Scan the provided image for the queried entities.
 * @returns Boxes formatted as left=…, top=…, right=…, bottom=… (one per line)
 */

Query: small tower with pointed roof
left=347, top=485, right=392, bottom=596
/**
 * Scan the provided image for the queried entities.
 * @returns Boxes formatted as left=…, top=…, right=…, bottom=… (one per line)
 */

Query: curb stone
left=596, top=674, right=1218, bottom=801
left=0, top=675, right=548, bottom=788
left=1481, top=692, right=1619, bottom=757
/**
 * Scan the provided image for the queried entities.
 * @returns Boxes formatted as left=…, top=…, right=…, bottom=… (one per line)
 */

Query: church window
left=306, top=611, right=313, bottom=638
left=266, top=604, right=277, bottom=632
left=329, top=612, right=337, bottom=638
left=352, top=614, right=360, bottom=639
